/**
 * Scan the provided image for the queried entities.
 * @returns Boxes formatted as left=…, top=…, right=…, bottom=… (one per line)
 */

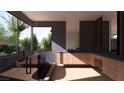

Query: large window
left=19, top=26, right=31, bottom=51
left=19, top=27, right=52, bottom=52
left=0, top=11, right=29, bottom=56
left=33, top=27, right=52, bottom=51
left=0, top=12, right=17, bottom=56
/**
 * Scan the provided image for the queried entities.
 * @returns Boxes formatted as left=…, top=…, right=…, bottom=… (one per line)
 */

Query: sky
left=0, top=11, right=9, bottom=27
left=0, top=11, right=52, bottom=43
left=19, top=27, right=52, bottom=42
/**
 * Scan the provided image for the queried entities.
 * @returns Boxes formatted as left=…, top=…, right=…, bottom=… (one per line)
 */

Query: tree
left=2, top=15, right=28, bottom=33
left=40, top=33, right=51, bottom=51
left=20, top=38, right=31, bottom=51
left=32, top=33, right=38, bottom=50
left=20, top=33, right=38, bottom=51
left=8, top=32, right=16, bottom=45
left=0, top=24, right=5, bottom=37
left=2, top=15, right=28, bottom=53
left=0, top=24, right=8, bottom=44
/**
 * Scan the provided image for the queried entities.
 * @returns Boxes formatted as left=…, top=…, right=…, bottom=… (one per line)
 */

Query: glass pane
left=19, top=25, right=31, bottom=51
left=33, top=27, right=52, bottom=51
left=0, top=11, right=17, bottom=56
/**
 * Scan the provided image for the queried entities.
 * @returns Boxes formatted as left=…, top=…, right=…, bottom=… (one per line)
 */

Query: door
left=95, top=17, right=102, bottom=52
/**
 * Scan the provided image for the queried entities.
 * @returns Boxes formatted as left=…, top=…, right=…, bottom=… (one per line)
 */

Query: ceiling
left=22, top=11, right=117, bottom=21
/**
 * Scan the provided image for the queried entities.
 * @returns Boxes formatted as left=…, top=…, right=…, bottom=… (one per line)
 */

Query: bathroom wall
left=23, top=11, right=117, bottom=50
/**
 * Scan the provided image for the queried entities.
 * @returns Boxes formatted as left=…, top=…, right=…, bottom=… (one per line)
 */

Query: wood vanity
left=56, top=52, right=124, bottom=80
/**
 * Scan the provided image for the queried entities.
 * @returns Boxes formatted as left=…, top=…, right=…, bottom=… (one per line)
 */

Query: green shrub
left=20, top=38, right=31, bottom=51
left=20, top=33, right=39, bottom=51
left=0, top=44, right=16, bottom=55
left=40, top=33, right=51, bottom=51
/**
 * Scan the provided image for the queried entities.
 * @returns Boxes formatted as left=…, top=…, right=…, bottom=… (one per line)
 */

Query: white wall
left=66, top=19, right=79, bottom=49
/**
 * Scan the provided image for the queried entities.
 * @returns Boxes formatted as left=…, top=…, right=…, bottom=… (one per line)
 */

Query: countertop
left=57, top=50, right=124, bottom=62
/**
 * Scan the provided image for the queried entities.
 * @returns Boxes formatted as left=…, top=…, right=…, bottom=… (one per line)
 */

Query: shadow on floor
left=51, top=65, right=113, bottom=81
left=32, top=63, right=51, bottom=80
left=0, top=75, right=24, bottom=81
left=32, top=71, right=38, bottom=80
left=50, top=66, right=66, bottom=80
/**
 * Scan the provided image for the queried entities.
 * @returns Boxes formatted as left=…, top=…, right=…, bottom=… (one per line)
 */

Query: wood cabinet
left=56, top=52, right=90, bottom=65
left=102, top=58, right=117, bottom=80
left=103, top=66, right=117, bottom=80
left=103, top=58, right=117, bottom=70
left=56, top=52, right=124, bottom=80
left=89, top=54, right=117, bottom=80
left=117, top=61, right=124, bottom=80
left=56, top=53, right=60, bottom=64
left=93, top=55, right=124, bottom=81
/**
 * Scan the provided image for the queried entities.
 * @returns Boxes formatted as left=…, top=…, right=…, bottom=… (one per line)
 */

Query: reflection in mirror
left=110, top=34, right=117, bottom=54
left=109, top=12, right=117, bottom=55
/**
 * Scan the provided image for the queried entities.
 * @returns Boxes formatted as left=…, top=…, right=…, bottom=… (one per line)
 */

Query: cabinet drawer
left=117, top=61, right=124, bottom=80
left=103, top=67, right=117, bottom=80
left=103, top=58, right=117, bottom=70
left=94, top=58, right=103, bottom=69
